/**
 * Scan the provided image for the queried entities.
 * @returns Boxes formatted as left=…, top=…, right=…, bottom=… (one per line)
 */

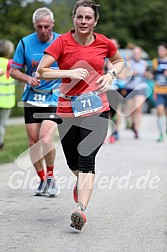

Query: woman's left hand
left=96, top=73, right=113, bottom=92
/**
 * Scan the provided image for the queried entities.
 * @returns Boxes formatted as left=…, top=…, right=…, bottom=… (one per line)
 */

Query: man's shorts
left=24, top=104, right=62, bottom=124
left=123, top=88, right=146, bottom=99
left=156, top=93, right=167, bottom=107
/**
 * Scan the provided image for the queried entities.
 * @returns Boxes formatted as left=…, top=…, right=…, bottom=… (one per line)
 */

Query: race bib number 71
left=71, top=92, right=102, bottom=117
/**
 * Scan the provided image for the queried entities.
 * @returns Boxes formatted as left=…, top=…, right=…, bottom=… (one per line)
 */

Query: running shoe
left=157, top=134, right=164, bottom=142
left=46, top=177, right=60, bottom=197
left=73, top=182, right=78, bottom=203
left=34, top=180, right=46, bottom=196
left=133, top=129, right=139, bottom=139
left=113, top=130, right=119, bottom=140
left=70, top=209, right=87, bottom=231
left=109, top=135, right=116, bottom=144
left=131, top=123, right=139, bottom=139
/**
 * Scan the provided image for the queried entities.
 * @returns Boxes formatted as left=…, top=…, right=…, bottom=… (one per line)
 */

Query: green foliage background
left=0, top=0, right=166, bottom=57
left=0, top=0, right=166, bottom=117
left=96, top=0, right=167, bottom=56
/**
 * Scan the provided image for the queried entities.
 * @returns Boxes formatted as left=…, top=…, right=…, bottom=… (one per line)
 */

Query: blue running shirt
left=12, top=32, right=61, bottom=104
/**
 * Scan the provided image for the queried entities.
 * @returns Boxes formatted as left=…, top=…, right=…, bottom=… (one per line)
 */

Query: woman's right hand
left=68, top=68, right=89, bottom=80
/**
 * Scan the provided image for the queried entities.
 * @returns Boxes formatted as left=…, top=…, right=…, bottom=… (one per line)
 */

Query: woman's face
left=73, top=6, right=97, bottom=37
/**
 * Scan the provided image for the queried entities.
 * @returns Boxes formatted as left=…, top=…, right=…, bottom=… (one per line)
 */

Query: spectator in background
left=125, top=46, right=149, bottom=139
left=10, top=7, right=61, bottom=197
left=152, top=42, right=167, bottom=142
left=104, top=37, right=128, bottom=143
left=104, top=37, right=122, bottom=143
left=0, top=39, right=15, bottom=151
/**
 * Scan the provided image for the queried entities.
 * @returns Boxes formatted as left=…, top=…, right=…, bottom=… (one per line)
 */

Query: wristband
left=108, top=70, right=117, bottom=80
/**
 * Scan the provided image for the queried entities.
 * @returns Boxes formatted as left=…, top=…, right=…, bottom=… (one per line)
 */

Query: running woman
left=37, top=0, right=124, bottom=230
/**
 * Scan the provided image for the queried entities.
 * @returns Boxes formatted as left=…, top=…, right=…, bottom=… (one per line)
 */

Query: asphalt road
left=1, top=113, right=167, bottom=252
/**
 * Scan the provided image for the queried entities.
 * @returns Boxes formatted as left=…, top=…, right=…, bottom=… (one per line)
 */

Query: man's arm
left=10, top=68, right=40, bottom=87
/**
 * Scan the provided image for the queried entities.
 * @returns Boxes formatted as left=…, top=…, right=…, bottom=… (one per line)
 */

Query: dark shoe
left=113, top=130, right=119, bottom=140
left=34, top=180, right=46, bottom=196
left=131, top=123, right=139, bottom=139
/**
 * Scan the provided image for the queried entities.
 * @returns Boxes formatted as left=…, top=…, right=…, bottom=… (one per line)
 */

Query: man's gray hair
left=32, top=7, right=54, bottom=23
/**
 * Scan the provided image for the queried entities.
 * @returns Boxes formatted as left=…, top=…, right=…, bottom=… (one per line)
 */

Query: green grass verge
left=0, top=124, right=60, bottom=165
left=11, top=82, right=24, bottom=117
left=0, top=125, right=28, bottom=164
